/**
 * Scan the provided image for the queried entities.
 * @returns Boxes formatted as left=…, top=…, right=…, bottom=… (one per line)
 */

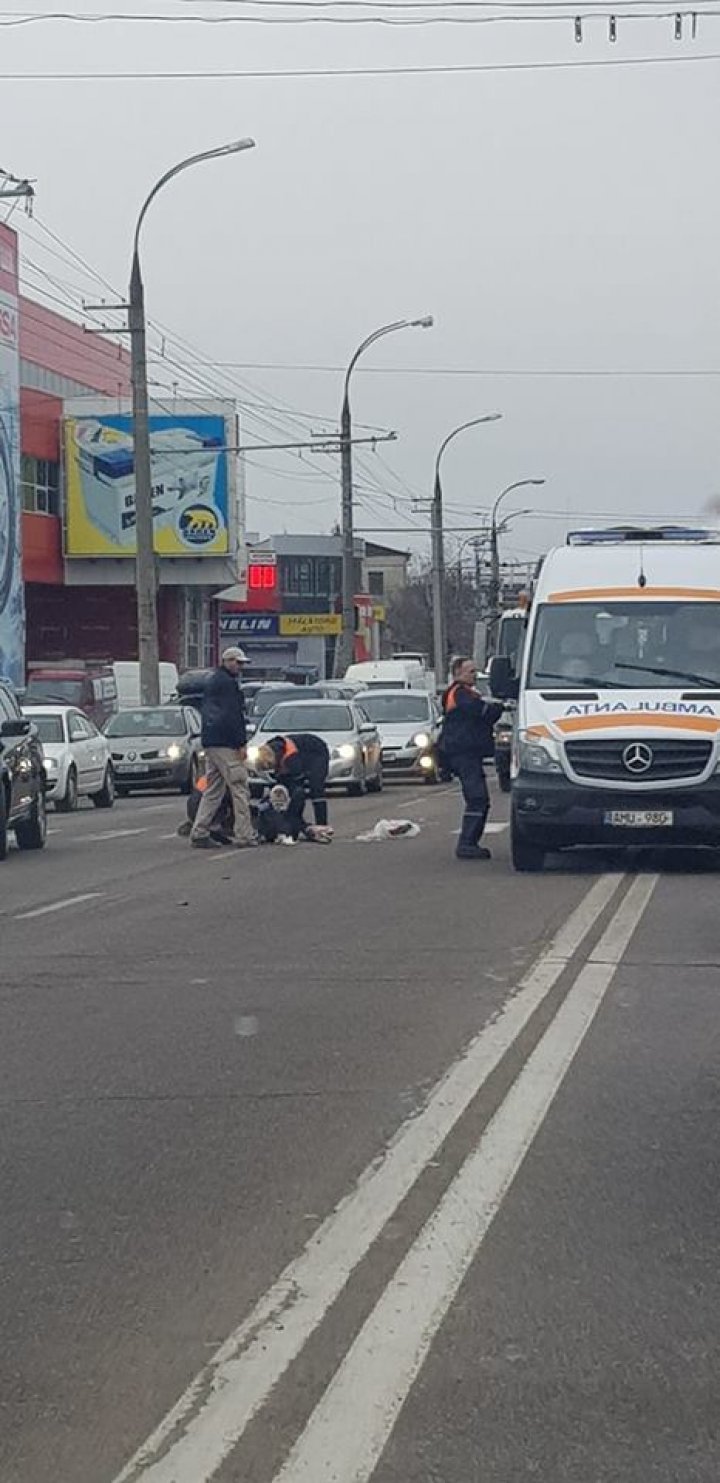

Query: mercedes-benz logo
left=127, top=750, right=137, bottom=761
left=623, top=741, right=653, bottom=774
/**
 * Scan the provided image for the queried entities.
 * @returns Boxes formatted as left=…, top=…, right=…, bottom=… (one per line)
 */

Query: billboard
left=0, top=224, right=23, bottom=688
left=64, top=410, right=233, bottom=557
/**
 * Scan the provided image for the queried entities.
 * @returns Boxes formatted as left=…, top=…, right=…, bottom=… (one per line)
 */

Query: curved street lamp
left=431, top=414, right=502, bottom=685
left=335, top=315, right=433, bottom=676
left=130, top=139, right=256, bottom=704
left=488, top=478, right=545, bottom=620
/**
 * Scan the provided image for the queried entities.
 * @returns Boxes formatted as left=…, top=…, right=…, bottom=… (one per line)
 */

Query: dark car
left=104, top=705, right=203, bottom=795
left=494, top=705, right=514, bottom=793
left=0, top=679, right=47, bottom=860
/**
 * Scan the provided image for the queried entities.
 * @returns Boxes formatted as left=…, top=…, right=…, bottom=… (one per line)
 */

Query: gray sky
left=4, top=1, right=720, bottom=570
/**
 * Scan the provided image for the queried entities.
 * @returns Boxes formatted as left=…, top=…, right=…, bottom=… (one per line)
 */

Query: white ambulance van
left=489, top=527, right=720, bottom=871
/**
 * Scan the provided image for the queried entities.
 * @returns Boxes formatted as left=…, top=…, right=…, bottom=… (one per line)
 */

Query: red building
left=20, top=294, right=186, bottom=664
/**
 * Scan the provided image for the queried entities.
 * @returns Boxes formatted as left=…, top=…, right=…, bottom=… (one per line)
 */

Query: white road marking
left=273, top=875, right=658, bottom=1483
left=15, top=891, right=104, bottom=921
left=82, top=828, right=149, bottom=843
left=113, top=872, right=623, bottom=1483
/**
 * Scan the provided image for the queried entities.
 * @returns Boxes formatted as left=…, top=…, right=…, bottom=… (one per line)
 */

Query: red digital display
left=249, top=562, right=277, bottom=592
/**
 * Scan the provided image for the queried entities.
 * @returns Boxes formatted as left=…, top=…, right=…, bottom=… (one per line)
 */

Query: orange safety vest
left=280, top=738, right=300, bottom=767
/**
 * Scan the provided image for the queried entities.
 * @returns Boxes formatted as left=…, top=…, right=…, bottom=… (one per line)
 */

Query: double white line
left=114, top=871, right=656, bottom=1483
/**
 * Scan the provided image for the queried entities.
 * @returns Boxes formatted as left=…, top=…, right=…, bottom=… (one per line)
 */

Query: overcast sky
left=4, top=0, right=720, bottom=571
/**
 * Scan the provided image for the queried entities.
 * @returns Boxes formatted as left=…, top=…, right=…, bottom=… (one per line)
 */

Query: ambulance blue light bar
left=566, top=525, right=720, bottom=546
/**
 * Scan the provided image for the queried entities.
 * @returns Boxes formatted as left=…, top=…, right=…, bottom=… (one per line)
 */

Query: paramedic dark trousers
left=285, top=759, right=329, bottom=839
left=451, top=752, right=490, bottom=852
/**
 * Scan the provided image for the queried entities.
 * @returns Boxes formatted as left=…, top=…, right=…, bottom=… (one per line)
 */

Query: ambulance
left=489, top=527, right=720, bottom=871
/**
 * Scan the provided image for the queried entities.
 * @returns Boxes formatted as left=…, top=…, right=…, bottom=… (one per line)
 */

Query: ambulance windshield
left=527, top=602, right=720, bottom=690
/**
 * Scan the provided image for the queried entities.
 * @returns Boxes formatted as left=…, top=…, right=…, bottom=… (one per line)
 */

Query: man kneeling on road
left=255, top=733, right=332, bottom=843
left=441, top=655, right=503, bottom=861
left=190, top=646, right=257, bottom=851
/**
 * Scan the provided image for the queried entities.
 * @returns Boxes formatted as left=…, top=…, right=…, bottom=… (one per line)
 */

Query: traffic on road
left=4, top=527, right=720, bottom=1483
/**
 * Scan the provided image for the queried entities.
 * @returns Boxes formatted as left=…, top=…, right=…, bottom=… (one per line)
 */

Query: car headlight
left=165, top=743, right=184, bottom=761
left=518, top=738, right=562, bottom=774
left=412, top=732, right=431, bottom=749
left=419, top=754, right=435, bottom=770
left=335, top=743, right=357, bottom=761
left=44, top=756, right=58, bottom=770
left=247, top=744, right=261, bottom=765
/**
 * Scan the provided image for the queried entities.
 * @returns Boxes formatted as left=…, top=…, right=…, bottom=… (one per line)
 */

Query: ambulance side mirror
left=488, top=654, right=519, bottom=701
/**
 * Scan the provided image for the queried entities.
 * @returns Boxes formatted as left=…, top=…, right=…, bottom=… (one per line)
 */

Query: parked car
left=22, top=705, right=115, bottom=812
left=248, top=698, right=383, bottom=796
left=0, top=680, right=47, bottom=860
left=104, top=705, right=203, bottom=795
left=354, top=688, right=442, bottom=783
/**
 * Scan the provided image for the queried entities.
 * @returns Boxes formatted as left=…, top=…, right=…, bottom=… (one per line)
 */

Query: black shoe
left=456, top=845, right=492, bottom=860
left=191, top=835, right=222, bottom=850
left=210, top=830, right=234, bottom=844
left=177, top=820, right=192, bottom=837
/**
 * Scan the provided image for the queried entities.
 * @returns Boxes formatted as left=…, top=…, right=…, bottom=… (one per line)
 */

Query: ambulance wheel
left=511, top=820, right=546, bottom=874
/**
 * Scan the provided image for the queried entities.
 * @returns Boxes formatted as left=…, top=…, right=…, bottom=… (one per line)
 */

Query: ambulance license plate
left=604, top=809, right=673, bottom=828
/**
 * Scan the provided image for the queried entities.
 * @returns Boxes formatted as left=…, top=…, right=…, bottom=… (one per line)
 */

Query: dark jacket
left=200, top=666, right=247, bottom=750
left=441, top=681, right=503, bottom=759
left=270, top=733, right=330, bottom=782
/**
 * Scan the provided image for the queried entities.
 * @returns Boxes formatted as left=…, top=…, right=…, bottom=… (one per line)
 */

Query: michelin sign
left=64, top=408, right=234, bottom=558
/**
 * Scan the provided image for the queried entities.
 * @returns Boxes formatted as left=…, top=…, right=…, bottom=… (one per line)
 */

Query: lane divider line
left=112, top=872, right=624, bottom=1483
left=15, top=891, right=105, bottom=921
left=272, top=875, right=658, bottom=1483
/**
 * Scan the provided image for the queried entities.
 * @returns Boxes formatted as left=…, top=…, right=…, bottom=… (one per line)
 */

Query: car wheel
left=181, top=755, right=198, bottom=796
left=115, top=785, right=129, bottom=798
left=511, top=818, right=545, bottom=873
left=91, top=765, right=115, bottom=809
left=367, top=765, right=383, bottom=794
left=55, top=766, right=78, bottom=813
left=347, top=769, right=367, bottom=797
left=15, top=787, right=47, bottom=851
left=0, top=782, right=8, bottom=861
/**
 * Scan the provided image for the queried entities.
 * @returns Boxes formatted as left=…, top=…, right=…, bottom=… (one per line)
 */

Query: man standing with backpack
left=190, top=647, right=257, bottom=850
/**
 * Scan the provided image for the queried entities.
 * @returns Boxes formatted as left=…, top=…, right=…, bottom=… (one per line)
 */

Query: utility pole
left=430, top=414, right=502, bottom=685
left=489, top=477, right=546, bottom=626
left=335, top=316, right=433, bottom=678
left=127, top=139, right=256, bottom=705
left=128, top=250, right=159, bottom=705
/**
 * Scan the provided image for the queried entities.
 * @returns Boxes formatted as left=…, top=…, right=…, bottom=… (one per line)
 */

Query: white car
left=22, top=704, right=115, bottom=812
left=248, top=697, right=383, bottom=796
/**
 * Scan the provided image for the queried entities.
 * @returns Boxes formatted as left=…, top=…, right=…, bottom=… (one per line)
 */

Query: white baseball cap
left=222, top=646, right=249, bottom=664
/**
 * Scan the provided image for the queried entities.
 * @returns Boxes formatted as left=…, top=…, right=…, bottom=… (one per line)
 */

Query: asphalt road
left=2, top=779, right=720, bottom=1482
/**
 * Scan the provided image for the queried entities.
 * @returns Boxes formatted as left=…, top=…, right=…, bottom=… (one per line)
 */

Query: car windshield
left=27, top=713, right=64, bottom=742
left=105, top=708, right=186, bottom=737
left=252, top=688, right=301, bottom=718
left=527, top=600, right=720, bottom=689
left=25, top=678, right=83, bottom=704
left=261, top=704, right=353, bottom=733
left=358, top=694, right=431, bottom=723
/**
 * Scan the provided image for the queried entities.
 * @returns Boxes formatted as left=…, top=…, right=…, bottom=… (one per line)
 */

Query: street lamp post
left=335, top=316, right=433, bottom=678
left=130, top=139, right=256, bottom=705
left=431, top=415, right=502, bottom=686
left=488, top=478, right=545, bottom=622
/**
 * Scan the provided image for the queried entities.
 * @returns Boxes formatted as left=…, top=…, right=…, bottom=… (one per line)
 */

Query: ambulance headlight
left=518, top=739, right=562, bottom=774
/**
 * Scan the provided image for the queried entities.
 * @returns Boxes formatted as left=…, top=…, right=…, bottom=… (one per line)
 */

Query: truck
left=489, top=526, right=720, bottom=872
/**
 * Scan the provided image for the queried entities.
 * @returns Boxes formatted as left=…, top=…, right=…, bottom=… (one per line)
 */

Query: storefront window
left=21, top=456, right=60, bottom=515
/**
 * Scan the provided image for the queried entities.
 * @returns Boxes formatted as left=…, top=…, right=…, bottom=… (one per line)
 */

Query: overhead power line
left=4, top=50, right=720, bottom=80
left=200, top=361, right=720, bottom=376
left=4, top=6, right=719, bottom=22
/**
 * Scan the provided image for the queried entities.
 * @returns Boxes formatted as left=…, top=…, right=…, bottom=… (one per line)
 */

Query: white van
left=489, top=526, right=720, bottom=871
left=112, top=661, right=179, bottom=710
left=345, top=658, right=432, bottom=692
